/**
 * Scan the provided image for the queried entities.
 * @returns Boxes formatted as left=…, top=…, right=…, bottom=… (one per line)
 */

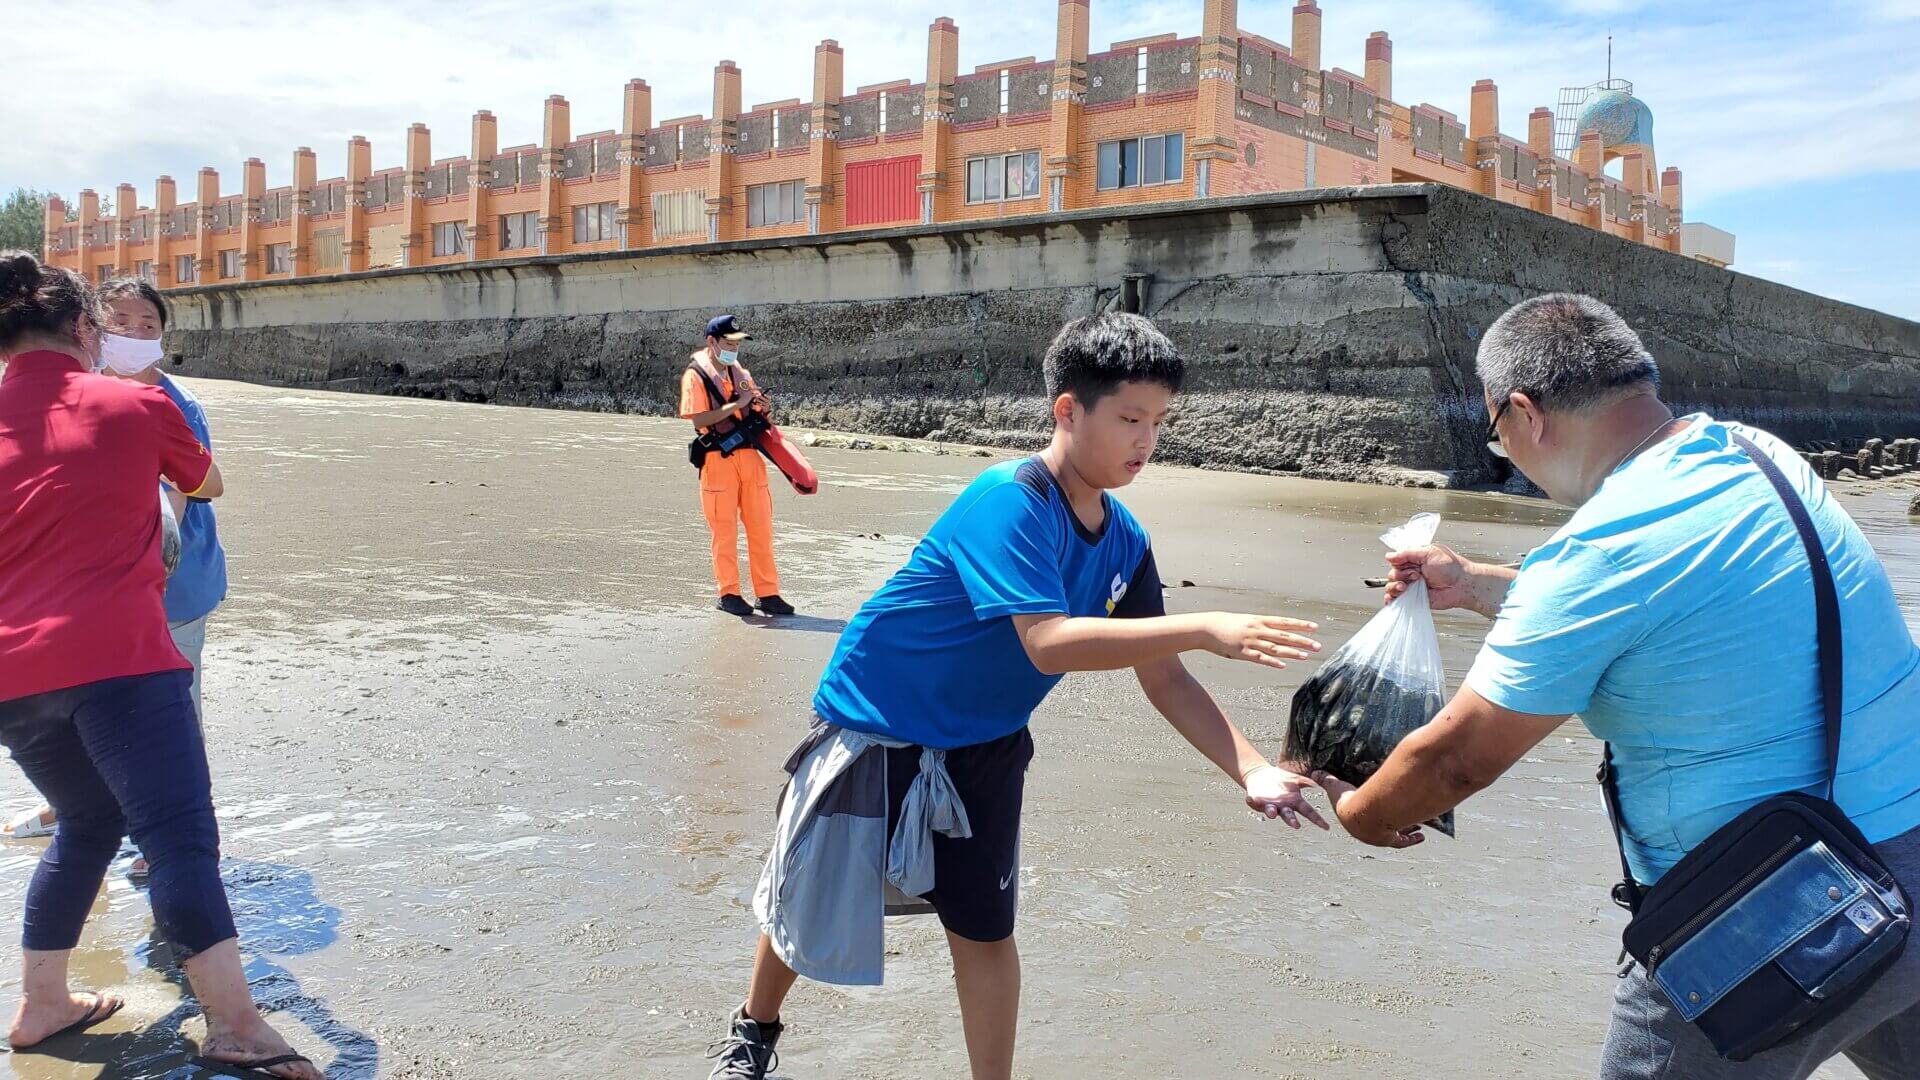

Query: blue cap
left=705, top=314, right=751, bottom=341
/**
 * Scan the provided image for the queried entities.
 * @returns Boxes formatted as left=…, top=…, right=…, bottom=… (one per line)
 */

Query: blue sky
left=3, top=0, right=1914, bottom=318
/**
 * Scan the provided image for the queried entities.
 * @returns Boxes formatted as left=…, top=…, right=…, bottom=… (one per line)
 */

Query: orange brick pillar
left=114, top=182, right=137, bottom=279
left=399, top=123, right=430, bottom=267
left=77, top=191, right=100, bottom=282
left=239, top=157, right=265, bottom=281
left=618, top=81, right=651, bottom=248
left=919, top=18, right=959, bottom=224
left=1046, top=0, right=1091, bottom=211
left=1623, top=150, right=1650, bottom=244
left=708, top=61, right=742, bottom=243
left=539, top=95, right=570, bottom=256
left=1365, top=32, right=1392, bottom=102
left=1469, top=80, right=1499, bottom=196
left=1661, top=166, right=1683, bottom=252
left=1527, top=107, right=1554, bottom=156
left=806, top=41, right=843, bottom=235
left=1576, top=130, right=1604, bottom=228
left=1291, top=1, right=1321, bottom=73
left=43, top=196, right=64, bottom=267
left=193, top=170, right=218, bottom=282
left=291, top=147, right=317, bottom=278
left=467, top=111, right=498, bottom=262
left=1527, top=108, right=1555, bottom=212
left=344, top=137, right=372, bottom=273
left=151, top=177, right=176, bottom=287
left=1192, top=0, right=1239, bottom=198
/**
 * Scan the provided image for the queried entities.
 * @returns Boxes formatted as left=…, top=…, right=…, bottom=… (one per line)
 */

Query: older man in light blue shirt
left=1318, top=293, right=1920, bottom=1080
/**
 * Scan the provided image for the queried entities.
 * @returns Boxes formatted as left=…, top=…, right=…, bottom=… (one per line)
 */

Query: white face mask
left=99, top=333, right=164, bottom=376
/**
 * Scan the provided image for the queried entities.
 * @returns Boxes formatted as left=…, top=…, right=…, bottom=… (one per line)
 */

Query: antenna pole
left=1608, top=35, right=1613, bottom=83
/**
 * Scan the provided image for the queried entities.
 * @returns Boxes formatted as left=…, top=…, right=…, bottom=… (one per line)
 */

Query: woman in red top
left=0, top=252, right=321, bottom=1079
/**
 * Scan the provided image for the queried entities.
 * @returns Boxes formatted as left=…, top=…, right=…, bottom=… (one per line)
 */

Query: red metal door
left=844, top=156, right=919, bottom=227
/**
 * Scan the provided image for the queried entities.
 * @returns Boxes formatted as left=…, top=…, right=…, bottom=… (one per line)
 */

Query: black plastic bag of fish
left=1282, top=512, right=1454, bottom=837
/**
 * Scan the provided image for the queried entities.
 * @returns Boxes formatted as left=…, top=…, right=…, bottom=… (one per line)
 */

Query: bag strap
left=1597, top=429, right=1846, bottom=912
left=1731, top=433, right=1844, bottom=794
left=688, top=363, right=736, bottom=431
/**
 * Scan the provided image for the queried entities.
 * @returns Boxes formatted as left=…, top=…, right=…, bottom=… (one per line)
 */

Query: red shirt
left=0, top=350, right=213, bottom=701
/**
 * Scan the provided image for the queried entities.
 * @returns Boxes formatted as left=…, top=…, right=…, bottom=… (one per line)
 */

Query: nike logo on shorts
left=999, top=869, right=1015, bottom=891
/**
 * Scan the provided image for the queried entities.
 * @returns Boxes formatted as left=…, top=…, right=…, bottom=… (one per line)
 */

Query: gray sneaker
left=706, top=1006, right=781, bottom=1079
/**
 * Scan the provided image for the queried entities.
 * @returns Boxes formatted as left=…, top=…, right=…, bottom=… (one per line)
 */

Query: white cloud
left=1242, top=0, right=1920, bottom=208
left=2, top=0, right=1063, bottom=198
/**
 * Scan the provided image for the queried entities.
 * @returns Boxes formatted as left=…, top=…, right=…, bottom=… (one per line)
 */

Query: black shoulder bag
left=1601, top=433, right=1910, bottom=1062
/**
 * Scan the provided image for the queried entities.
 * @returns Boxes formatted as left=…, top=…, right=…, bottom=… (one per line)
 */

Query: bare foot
left=8, top=990, right=124, bottom=1048
left=200, top=1018, right=325, bottom=1079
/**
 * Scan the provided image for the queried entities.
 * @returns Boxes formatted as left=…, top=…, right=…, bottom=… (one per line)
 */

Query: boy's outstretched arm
left=1010, top=611, right=1319, bottom=676
left=1134, top=654, right=1328, bottom=830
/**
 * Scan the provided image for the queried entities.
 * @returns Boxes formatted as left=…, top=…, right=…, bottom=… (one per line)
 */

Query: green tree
left=0, top=188, right=47, bottom=253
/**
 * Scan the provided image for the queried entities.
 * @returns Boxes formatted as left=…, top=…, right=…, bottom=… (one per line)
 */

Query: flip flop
left=2, top=807, right=56, bottom=840
left=191, top=1052, right=314, bottom=1079
left=13, top=992, right=124, bottom=1048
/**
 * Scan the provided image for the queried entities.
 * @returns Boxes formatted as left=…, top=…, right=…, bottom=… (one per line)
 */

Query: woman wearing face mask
left=99, top=279, right=227, bottom=717
left=0, top=252, right=323, bottom=1078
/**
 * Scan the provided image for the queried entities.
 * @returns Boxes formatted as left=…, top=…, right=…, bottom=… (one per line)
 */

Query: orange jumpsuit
left=680, top=355, right=781, bottom=600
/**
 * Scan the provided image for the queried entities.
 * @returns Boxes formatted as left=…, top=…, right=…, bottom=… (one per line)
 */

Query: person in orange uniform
left=681, top=315, right=795, bottom=617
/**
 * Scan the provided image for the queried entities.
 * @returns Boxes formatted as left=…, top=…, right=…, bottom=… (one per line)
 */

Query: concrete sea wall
left=164, top=184, right=1920, bottom=485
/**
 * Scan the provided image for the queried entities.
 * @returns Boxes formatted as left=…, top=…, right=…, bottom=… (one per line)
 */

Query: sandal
left=191, top=1052, right=315, bottom=1078
left=2, top=806, right=56, bottom=840
left=11, top=992, right=123, bottom=1049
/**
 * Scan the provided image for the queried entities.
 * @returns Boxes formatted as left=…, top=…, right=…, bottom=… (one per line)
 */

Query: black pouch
left=1603, top=433, right=1910, bottom=1062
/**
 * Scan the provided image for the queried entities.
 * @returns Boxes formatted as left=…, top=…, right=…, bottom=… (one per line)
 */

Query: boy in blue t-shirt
left=708, top=314, right=1330, bottom=1080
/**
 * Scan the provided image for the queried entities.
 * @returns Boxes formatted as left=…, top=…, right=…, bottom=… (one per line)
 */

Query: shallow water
left=0, top=380, right=1910, bottom=1079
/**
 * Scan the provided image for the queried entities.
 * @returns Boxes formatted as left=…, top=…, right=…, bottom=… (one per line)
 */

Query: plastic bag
left=1282, top=512, right=1454, bottom=836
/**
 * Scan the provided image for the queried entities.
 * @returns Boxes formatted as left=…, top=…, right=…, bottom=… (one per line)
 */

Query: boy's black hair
left=99, top=276, right=171, bottom=329
left=1042, top=312, right=1184, bottom=410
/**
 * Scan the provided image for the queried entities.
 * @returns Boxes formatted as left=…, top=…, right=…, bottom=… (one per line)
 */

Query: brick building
left=40, top=0, right=1720, bottom=290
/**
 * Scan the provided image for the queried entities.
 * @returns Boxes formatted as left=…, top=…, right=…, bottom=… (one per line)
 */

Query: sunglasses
left=1486, top=399, right=1512, bottom=459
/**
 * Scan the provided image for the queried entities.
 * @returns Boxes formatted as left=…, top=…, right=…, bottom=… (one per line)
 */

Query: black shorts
left=883, top=726, right=1035, bottom=943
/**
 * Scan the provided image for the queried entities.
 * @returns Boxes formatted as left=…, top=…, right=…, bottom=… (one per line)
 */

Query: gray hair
left=1476, top=293, right=1660, bottom=412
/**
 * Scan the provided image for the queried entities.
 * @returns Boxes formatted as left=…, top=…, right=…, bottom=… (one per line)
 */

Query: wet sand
left=2, top=380, right=1912, bottom=1080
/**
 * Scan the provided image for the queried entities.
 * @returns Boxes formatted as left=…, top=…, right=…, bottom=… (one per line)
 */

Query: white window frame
left=965, top=150, right=1042, bottom=204
left=571, top=201, right=616, bottom=243
left=265, top=243, right=292, bottom=273
left=1096, top=133, right=1185, bottom=191
left=431, top=221, right=467, bottom=257
left=772, top=109, right=782, bottom=149
left=499, top=211, right=538, bottom=251
left=999, top=70, right=1011, bottom=114
left=748, top=179, right=805, bottom=228
left=176, top=254, right=197, bottom=283
left=880, top=94, right=889, bottom=132
left=218, top=249, right=240, bottom=279
left=1136, top=47, right=1149, bottom=95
